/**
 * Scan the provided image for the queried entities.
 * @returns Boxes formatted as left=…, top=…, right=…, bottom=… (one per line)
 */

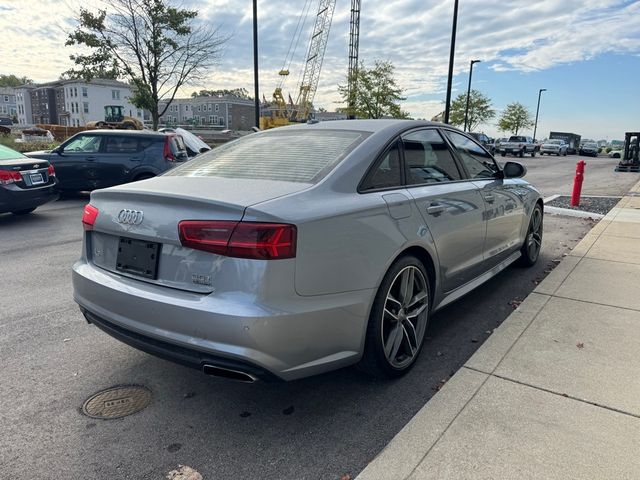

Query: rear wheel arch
left=391, top=246, right=437, bottom=303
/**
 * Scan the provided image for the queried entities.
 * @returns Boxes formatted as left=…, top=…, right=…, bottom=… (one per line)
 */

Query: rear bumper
left=0, top=183, right=58, bottom=214
left=72, top=260, right=374, bottom=381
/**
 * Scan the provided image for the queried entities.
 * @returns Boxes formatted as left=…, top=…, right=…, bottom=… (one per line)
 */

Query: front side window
left=402, top=129, right=461, bottom=184
left=360, top=141, right=402, bottom=191
left=444, top=130, right=498, bottom=179
left=63, top=135, right=102, bottom=153
left=165, top=129, right=367, bottom=184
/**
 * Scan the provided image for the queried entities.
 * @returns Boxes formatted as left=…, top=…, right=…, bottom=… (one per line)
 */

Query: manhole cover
left=82, top=385, right=152, bottom=419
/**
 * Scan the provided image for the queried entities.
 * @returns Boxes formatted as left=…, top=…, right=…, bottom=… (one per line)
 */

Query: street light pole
left=463, top=59, right=481, bottom=132
left=443, top=0, right=459, bottom=124
left=252, top=0, right=260, bottom=129
left=533, top=88, right=547, bottom=143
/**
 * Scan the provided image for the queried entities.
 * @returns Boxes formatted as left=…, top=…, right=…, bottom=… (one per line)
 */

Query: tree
left=498, top=102, right=534, bottom=135
left=338, top=60, right=410, bottom=119
left=449, top=90, right=495, bottom=131
left=0, top=74, right=33, bottom=87
left=190, top=88, right=252, bottom=100
left=66, top=0, right=227, bottom=129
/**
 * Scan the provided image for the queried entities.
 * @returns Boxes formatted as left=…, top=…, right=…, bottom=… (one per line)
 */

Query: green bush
left=0, top=136, right=59, bottom=153
left=605, top=147, right=612, bottom=153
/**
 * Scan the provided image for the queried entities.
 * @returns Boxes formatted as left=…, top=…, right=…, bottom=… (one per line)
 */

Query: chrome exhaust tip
left=202, top=364, right=257, bottom=383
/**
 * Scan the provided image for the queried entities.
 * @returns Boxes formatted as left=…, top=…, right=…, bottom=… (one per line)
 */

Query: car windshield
left=164, top=129, right=367, bottom=184
left=0, top=144, right=25, bottom=160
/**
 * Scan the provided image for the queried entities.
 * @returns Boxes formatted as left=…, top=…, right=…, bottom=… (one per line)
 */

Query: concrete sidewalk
left=357, top=182, right=640, bottom=480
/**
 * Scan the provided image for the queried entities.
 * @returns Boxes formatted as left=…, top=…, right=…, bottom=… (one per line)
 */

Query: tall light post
left=252, top=0, right=260, bottom=129
left=533, top=88, right=547, bottom=143
left=463, top=59, right=481, bottom=132
left=443, top=0, right=459, bottom=124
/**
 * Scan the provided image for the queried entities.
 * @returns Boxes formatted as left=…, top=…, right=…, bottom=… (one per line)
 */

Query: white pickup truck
left=497, top=135, right=537, bottom=158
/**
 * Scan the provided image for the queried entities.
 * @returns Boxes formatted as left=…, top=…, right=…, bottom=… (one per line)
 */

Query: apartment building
left=158, top=95, right=255, bottom=131
left=0, top=87, right=18, bottom=120
left=15, top=79, right=143, bottom=126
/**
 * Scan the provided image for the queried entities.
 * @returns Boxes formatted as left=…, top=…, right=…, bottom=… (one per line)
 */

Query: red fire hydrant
left=571, top=160, right=586, bottom=206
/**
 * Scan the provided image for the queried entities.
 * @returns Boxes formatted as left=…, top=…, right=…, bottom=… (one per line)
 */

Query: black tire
left=518, top=204, right=543, bottom=267
left=359, top=255, right=431, bottom=379
left=563, top=151, right=567, bottom=156
left=501, top=152, right=506, bottom=157
left=531, top=151, right=536, bottom=157
left=12, top=207, right=36, bottom=215
left=519, top=150, right=524, bottom=158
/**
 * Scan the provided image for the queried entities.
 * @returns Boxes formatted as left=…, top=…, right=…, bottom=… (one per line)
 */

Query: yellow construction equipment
left=86, top=105, right=143, bottom=130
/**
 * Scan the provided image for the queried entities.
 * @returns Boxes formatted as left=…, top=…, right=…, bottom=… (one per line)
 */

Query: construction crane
left=293, top=0, right=337, bottom=121
left=347, top=0, right=361, bottom=119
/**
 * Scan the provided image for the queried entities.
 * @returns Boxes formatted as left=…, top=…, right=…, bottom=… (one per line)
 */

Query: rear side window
left=164, top=129, right=366, bottom=184
left=104, top=136, right=140, bottom=153
left=170, top=135, right=187, bottom=156
left=402, top=129, right=461, bottom=184
left=360, top=142, right=402, bottom=191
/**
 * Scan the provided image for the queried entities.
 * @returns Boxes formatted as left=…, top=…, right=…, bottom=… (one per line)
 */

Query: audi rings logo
left=117, top=209, right=144, bottom=225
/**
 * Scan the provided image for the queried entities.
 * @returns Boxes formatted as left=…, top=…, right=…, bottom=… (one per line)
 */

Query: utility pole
left=252, top=0, right=260, bottom=129
left=463, top=59, right=481, bottom=132
left=533, top=88, right=547, bottom=143
left=444, top=0, right=459, bottom=124
left=347, top=0, right=361, bottom=119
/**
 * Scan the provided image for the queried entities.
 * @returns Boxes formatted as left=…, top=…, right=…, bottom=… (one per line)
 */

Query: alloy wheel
left=381, top=266, right=429, bottom=369
left=527, top=207, right=543, bottom=261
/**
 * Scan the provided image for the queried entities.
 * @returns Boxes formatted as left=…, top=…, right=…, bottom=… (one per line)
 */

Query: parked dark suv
left=25, top=130, right=188, bottom=192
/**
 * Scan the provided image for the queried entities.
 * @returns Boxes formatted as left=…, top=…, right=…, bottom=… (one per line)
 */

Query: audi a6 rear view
left=73, top=120, right=543, bottom=382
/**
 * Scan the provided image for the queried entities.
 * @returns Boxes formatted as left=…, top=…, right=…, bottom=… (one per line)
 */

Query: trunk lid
left=87, top=176, right=310, bottom=293
left=0, top=158, right=53, bottom=188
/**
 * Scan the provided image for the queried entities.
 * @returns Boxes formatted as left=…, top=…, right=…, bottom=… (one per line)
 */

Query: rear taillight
left=82, top=204, right=99, bottom=230
left=47, top=165, right=56, bottom=177
left=163, top=138, right=175, bottom=162
left=0, top=170, right=22, bottom=185
left=178, top=221, right=297, bottom=260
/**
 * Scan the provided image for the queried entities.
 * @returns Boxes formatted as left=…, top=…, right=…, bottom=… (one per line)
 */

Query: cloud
left=1, top=0, right=639, bottom=122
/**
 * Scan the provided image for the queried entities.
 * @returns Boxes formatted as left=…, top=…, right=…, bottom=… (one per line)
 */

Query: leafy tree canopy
left=498, top=102, right=534, bottom=135
left=449, top=90, right=495, bottom=131
left=0, top=74, right=33, bottom=87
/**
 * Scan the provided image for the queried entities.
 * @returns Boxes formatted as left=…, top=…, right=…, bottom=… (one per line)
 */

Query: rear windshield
left=164, top=129, right=367, bottom=184
left=0, top=144, right=25, bottom=160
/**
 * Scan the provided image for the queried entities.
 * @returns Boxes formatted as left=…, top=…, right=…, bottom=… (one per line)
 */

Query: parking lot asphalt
left=515, top=153, right=639, bottom=197
left=0, top=187, right=599, bottom=479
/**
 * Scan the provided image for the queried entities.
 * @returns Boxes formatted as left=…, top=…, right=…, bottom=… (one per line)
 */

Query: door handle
left=85, top=156, right=97, bottom=162
left=484, top=194, right=495, bottom=203
left=426, top=203, right=445, bottom=215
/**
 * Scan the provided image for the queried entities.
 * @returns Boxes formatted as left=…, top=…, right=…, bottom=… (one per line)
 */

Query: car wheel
left=518, top=204, right=543, bottom=267
left=501, top=152, right=506, bottom=157
left=531, top=151, right=536, bottom=157
left=11, top=207, right=36, bottom=215
left=360, top=255, right=431, bottom=378
left=563, top=151, right=567, bottom=156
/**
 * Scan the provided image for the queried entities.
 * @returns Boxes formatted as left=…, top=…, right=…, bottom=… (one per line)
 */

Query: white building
left=14, top=78, right=143, bottom=127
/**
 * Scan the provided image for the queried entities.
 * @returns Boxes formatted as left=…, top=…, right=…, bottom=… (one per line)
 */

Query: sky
left=1, top=0, right=639, bottom=140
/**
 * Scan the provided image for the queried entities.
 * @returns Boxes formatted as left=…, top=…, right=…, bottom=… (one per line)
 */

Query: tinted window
left=105, top=136, right=140, bottom=153
left=361, top=141, right=402, bottom=191
left=402, top=129, right=461, bottom=184
left=63, top=135, right=102, bottom=153
left=445, top=131, right=499, bottom=179
left=165, top=130, right=366, bottom=184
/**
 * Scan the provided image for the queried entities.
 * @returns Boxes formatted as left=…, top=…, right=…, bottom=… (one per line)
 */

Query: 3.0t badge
left=117, top=209, right=144, bottom=225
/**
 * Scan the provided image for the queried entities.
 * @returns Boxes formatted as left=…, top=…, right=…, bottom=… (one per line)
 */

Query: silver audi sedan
left=72, top=120, right=543, bottom=382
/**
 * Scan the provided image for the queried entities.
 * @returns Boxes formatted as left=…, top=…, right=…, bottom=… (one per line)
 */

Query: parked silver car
left=72, top=120, right=543, bottom=381
left=540, top=139, right=568, bottom=156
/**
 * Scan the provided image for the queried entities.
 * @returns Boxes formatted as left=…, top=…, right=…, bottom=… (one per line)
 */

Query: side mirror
left=52, top=146, right=62, bottom=155
left=503, top=161, right=526, bottom=179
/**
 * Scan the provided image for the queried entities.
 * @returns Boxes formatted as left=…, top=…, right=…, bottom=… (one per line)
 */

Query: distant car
left=540, top=139, right=568, bottom=156
left=498, top=136, right=537, bottom=157
left=609, top=149, right=623, bottom=159
left=0, top=117, right=13, bottom=126
left=579, top=142, right=599, bottom=157
left=72, top=120, right=544, bottom=381
left=0, top=144, right=58, bottom=215
left=469, top=132, right=495, bottom=154
left=158, top=127, right=211, bottom=157
left=25, top=130, right=189, bottom=192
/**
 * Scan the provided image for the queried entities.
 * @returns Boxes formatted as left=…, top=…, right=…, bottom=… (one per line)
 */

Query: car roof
left=277, top=119, right=444, bottom=135
left=81, top=129, right=165, bottom=137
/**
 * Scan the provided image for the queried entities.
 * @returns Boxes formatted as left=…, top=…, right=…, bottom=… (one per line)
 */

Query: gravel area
left=546, top=195, right=621, bottom=215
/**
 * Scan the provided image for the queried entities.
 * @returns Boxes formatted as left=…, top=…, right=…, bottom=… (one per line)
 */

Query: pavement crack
left=488, top=373, right=640, bottom=420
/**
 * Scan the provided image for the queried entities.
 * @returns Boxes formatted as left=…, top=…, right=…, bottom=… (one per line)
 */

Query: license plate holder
left=30, top=173, right=44, bottom=184
left=116, top=237, right=161, bottom=279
